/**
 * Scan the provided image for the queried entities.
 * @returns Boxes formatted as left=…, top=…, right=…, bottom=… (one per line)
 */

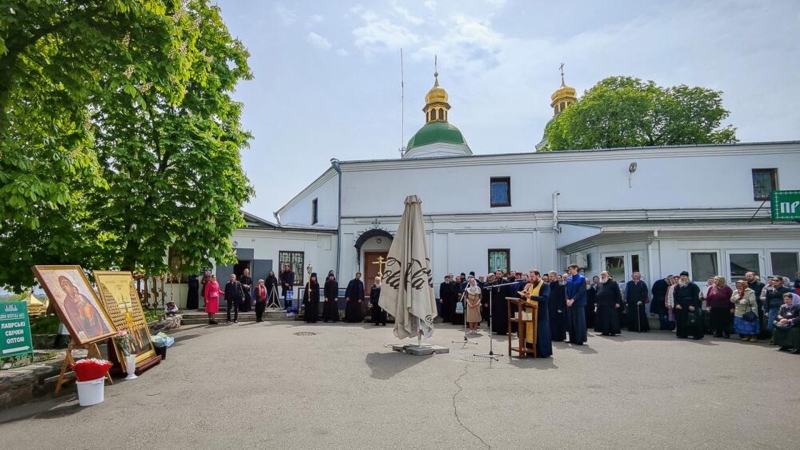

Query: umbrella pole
left=418, top=318, right=422, bottom=347
left=451, top=286, right=478, bottom=345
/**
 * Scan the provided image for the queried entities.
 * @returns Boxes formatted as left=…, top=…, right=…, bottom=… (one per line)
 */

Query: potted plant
left=113, top=330, right=137, bottom=380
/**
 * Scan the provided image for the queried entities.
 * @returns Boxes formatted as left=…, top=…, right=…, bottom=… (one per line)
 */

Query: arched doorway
left=354, top=229, right=393, bottom=284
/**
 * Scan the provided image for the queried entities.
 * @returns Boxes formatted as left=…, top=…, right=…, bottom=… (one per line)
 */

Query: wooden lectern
left=507, top=297, right=538, bottom=358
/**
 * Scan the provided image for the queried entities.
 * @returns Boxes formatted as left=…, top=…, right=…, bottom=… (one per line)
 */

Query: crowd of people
left=198, top=263, right=800, bottom=355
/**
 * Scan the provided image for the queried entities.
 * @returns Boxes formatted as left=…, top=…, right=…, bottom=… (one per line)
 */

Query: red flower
left=72, top=358, right=112, bottom=381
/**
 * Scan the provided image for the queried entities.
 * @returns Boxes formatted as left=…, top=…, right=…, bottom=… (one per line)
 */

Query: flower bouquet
left=113, top=330, right=135, bottom=357
left=151, top=332, right=175, bottom=348
left=72, top=358, right=112, bottom=381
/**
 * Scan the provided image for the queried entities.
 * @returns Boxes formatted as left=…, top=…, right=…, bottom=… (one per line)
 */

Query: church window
left=490, top=177, right=511, bottom=207
left=690, top=252, right=718, bottom=282
left=770, top=252, right=799, bottom=279
left=751, top=168, right=777, bottom=201
left=279, top=251, right=305, bottom=286
left=438, top=109, right=444, bottom=120
left=488, top=249, right=510, bottom=275
left=312, top=198, right=318, bottom=225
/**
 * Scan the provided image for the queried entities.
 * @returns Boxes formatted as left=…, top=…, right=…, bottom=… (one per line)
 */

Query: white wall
left=279, top=171, right=339, bottom=228
left=339, top=143, right=800, bottom=217
left=228, top=228, right=338, bottom=281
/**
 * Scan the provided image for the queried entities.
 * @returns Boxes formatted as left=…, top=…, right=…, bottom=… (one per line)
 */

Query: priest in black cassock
left=625, top=272, right=650, bottom=332
left=490, top=270, right=509, bottom=335
left=439, top=275, right=452, bottom=323
left=344, top=272, right=365, bottom=323
left=548, top=271, right=567, bottom=342
left=504, top=271, right=521, bottom=334
left=650, top=275, right=670, bottom=330
left=238, top=268, right=253, bottom=312
left=595, top=271, right=622, bottom=336
left=322, top=273, right=339, bottom=323
left=673, top=271, right=703, bottom=340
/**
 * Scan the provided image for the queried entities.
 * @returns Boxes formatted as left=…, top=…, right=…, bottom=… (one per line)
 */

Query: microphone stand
left=451, top=285, right=478, bottom=345
left=474, top=281, right=518, bottom=361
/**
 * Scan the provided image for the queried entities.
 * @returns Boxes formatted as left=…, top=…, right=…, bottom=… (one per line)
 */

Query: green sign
left=0, top=301, right=34, bottom=359
left=771, top=190, right=800, bottom=221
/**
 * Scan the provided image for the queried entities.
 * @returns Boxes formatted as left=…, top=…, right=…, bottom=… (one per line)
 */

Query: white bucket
left=76, top=378, right=105, bottom=406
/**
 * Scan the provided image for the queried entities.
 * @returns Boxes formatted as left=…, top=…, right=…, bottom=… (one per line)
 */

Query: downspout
left=331, top=159, right=343, bottom=279
left=552, top=191, right=560, bottom=233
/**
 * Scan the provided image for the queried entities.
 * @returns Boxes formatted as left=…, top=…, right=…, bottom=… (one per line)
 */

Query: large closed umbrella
left=379, top=195, right=437, bottom=341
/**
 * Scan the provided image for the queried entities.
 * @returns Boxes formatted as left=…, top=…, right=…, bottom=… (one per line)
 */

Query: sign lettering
left=0, top=301, right=34, bottom=358
left=771, top=191, right=800, bottom=221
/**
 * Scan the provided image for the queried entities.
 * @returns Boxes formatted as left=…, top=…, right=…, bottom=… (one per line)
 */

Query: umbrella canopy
left=379, top=195, right=437, bottom=339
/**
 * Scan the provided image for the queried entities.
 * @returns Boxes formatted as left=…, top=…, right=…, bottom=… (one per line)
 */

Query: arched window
left=438, top=109, right=444, bottom=120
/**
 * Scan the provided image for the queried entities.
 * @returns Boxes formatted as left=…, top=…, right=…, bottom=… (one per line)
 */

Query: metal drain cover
left=294, top=332, right=317, bottom=336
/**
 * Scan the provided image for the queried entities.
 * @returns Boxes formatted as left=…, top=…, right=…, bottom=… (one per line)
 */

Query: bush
left=30, top=315, right=61, bottom=335
left=144, top=309, right=164, bottom=323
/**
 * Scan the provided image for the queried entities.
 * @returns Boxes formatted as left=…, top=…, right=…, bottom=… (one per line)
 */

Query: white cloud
left=353, top=10, right=420, bottom=55
left=306, top=32, right=332, bottom=50
left=423, top=0, right=436, bottom=11
left=336, top=48, right=349, bottom=57
left=274, top=4, right=297, bottom=26
left=306, top=14, right=324, bottom=26
left=485, top=0, right=507, bottom=7
left=390, top=0, right=424, bottom=25
left=414, top=14, right=506, bottom=73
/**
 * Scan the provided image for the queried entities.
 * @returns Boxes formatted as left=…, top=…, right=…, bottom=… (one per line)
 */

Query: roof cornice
left=339, top=141, right=800, bottom=172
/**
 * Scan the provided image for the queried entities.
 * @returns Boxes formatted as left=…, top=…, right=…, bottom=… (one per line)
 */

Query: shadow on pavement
left=508, top=357, right=559, bottom=370
left=365, top=351, right=431, bottom=380
left=0, top=393, right=82, bottom=425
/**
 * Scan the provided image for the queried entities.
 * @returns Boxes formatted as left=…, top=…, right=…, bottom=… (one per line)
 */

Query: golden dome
left=425, top=73, right=449, bottom=104
left=551, top=82, right=576, bottom=102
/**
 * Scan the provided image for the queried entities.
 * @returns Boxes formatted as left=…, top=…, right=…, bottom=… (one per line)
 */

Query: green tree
left=0, top=1, right=252, bottom=289
left=542, top=76, right=738, bottom=151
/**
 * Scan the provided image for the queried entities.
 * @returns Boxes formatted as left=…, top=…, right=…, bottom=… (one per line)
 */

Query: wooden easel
left=55, top=341, right=113, bottom=396
left=508, top=298, right=539, bottom=358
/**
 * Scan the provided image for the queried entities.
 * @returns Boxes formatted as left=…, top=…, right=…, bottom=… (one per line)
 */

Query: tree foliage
left=0, top=0, right=253, bottom=289
left=542, top=76, right=738, bottom=151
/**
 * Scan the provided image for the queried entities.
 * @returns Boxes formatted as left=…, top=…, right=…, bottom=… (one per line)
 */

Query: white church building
left=198, top=72, right=800, bottom=308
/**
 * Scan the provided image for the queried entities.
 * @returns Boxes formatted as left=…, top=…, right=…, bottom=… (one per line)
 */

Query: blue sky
left=216, top=0, right=800, bottom=219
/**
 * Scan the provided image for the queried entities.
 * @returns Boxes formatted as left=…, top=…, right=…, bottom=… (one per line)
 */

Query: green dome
left=406, top=121, right=467, bottom=150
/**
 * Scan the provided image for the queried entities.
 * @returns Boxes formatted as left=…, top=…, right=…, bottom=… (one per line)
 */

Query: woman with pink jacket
left=203, top=274, right=224, bottom=325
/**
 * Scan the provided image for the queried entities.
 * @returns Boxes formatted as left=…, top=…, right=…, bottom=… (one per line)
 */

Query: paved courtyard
left=1, top=321, right=798, bottom=450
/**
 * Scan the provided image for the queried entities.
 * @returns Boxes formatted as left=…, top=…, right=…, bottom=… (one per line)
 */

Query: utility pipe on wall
left=552, top=191, right=560, bottom=233
left=331, top=159, right=343, bottom=279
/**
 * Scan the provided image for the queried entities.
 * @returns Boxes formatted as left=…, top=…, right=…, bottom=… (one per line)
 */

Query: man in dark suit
left=280, top=264, right=295, bottom=308
left=224, top=274, right=245, bottom=323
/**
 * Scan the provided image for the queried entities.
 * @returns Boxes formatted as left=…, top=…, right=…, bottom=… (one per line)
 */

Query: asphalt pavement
left=1, top=321, right=798, bottom=450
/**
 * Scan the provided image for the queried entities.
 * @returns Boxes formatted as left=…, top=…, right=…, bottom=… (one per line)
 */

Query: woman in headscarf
left=322, top=272, right=340, bottom=323
left=303, top=273, right=320, bottom=323
left=370, top=276, right=386, bottom=326
left=465, top=277, right=482, bottom=333
left=731, top=279, right=758, bottom=341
